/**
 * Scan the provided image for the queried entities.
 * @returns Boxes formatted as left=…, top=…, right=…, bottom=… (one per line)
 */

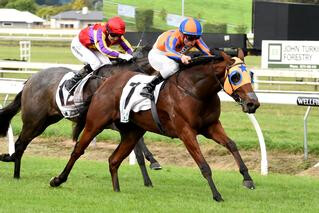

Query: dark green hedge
left=135, top=9, right=154, bottom=32
left=203, top=23, right=227, bottom=33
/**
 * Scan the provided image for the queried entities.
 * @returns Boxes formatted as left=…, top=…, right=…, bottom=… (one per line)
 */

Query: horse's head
left=220, top=49, right=260, bottom=113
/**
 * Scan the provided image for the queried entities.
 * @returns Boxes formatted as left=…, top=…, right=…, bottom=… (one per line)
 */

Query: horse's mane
left=179, top=51, right=225, bottom=71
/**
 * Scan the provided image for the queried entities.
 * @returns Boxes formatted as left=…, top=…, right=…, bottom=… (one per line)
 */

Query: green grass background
left=103, top=0, right=253, bottom=33
left=0, top=156, right=318, bottom=213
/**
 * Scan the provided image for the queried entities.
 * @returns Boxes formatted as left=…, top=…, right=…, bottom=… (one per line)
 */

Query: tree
left=234, top=24, right=247, bottom=34
left=92, top=0, right=102, bottom=11
left=5, top=0, right=37, bottom=14
left=71, top=0, right=86, bottom=10
left=135, top=9, right=154, bottom=32
left=0, top=0, right=9, bottom=7
left=159, top=8, right=167, bottom=22
left=44, top=0, right=60, bottom=5
left=35, top=0, right=45, bottom=4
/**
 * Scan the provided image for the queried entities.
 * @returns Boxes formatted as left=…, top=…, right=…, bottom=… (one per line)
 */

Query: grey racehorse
left=0, top=46, right=160, bottom=186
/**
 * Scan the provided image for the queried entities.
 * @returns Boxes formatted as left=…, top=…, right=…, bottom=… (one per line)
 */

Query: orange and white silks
left=223, top=57, right=253, bottom=95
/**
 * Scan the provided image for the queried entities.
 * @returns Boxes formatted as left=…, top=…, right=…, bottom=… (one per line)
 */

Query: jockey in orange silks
left=140, top=17, right=212, bottom=99
left=65, top=16, right=134, bottom=91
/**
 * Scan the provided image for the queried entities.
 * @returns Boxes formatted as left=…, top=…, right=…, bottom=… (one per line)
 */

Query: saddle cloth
left=56, top=72, right=92, bottom=118
left=119, top=74, right=164, bottom=123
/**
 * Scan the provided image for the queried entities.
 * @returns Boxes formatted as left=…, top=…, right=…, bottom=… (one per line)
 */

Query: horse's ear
left=237, top=48, right=245, bottom=61
left=220, top=51, right=231, bottom=61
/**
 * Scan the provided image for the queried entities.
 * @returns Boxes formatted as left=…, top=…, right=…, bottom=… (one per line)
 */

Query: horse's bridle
left=212, top=60, right=245, bottom=106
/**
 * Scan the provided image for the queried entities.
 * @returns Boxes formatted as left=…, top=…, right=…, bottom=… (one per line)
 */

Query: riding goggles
left=109, top=33, right=122, bottom=38
left=185, top=35, right=200, bottom=41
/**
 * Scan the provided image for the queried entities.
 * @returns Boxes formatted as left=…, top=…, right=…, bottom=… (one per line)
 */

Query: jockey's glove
left=119, top=53, right=133, bottom=61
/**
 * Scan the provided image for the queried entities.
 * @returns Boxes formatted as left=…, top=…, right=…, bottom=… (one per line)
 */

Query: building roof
left=0, top=9, right=44, bottom=23
left=51, top=10, right=104, bottom=21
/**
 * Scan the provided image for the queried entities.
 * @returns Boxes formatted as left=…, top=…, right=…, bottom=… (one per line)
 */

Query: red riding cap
left=106, top=16, right=126, bottom=35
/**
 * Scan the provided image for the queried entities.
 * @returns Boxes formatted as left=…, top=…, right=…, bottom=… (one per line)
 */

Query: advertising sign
left=262, top=40, right=319, bottom=70
left=166, top=14, right=184, bottom=27
left=118, top=4, right=135, bottom=18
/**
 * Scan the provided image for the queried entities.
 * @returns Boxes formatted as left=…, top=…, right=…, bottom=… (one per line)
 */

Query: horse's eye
left=229, top=71, right=242, bottom=85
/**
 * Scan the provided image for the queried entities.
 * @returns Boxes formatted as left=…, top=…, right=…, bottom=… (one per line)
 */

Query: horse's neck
left=178, top=64, right=223, bottom=99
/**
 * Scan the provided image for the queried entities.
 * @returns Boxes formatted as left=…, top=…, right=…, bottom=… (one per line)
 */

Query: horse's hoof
left=50, top=177, right=62, bottom=187
left=150, top=162, right=162, bottom=170
left=13, top=174, right=20, bottom=179
left=0, top=153, right=14, bottom=162
left=213, top=194, right=224, bottom=202
left=243, top=180, right=255, bottom=189
left=144, top=181, right=153, bottom=187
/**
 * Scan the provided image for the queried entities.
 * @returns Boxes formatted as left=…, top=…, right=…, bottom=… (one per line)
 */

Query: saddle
left=56, top=72, right=93, bottom=118
left=119, top=74, right=164, bottom=123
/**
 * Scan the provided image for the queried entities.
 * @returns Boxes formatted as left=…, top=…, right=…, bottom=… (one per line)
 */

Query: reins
left=175, top=56, right=246, bottom=106
left=175, top=55, right=221, bottom=100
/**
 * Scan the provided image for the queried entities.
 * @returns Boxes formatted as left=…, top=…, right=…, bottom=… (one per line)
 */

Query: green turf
left=0, top=156, right=318, bottom=213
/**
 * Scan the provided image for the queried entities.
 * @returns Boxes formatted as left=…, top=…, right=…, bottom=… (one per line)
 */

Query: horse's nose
left=246, top=101, right=260, bottom=113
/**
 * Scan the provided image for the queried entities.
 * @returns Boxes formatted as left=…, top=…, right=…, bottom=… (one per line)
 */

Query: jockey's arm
left=164, top=36, right=183, bottom=61
left=195, top=38, right=212, bottom=55
left=94, top=29, right=120, bottom=58
left=118, top=36, right=133, bottom=55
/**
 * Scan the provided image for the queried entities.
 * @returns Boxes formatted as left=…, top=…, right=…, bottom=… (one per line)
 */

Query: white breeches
left=148, top=48, right=179, bottom=79
left=71, top=36, right=111, bottom=71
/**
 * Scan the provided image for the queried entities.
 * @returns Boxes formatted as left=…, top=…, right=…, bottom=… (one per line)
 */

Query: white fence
left=0, top=28, right=79, bottom=36
left=0, top=28, right=79, bottom=41
left=252, top=68, right=319, bottom=90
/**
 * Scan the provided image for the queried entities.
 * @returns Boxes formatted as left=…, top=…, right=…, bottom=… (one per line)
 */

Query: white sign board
left=262, top=40, right=319, bottom=69
left=118, top=4, right=135, bottom=18
left=166, top=14, right=184, bottom=27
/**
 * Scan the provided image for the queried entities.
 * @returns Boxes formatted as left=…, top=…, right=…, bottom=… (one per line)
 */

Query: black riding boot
left=65, top=64, right=92, bottom=91
left=140, top=73, right=164, bottom=99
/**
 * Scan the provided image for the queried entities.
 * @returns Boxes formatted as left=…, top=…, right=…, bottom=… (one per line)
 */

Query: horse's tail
left=0, top=91, right=22, bottom=137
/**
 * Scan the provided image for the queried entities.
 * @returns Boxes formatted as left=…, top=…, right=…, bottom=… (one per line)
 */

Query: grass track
left=0, top=156, right=318, bottom=212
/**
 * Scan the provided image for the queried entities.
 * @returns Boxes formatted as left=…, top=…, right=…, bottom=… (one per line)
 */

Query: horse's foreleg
left=203, top=120, right=255, bottom=189
left=177, top=123, right=223, bottom=202
left=134, top=139, right=153, bottom=187
left=50, top=125, right=102, bottom=187
left=109, top=126, right=145, bottom=192
left=137, top=138, right=162, bottom=170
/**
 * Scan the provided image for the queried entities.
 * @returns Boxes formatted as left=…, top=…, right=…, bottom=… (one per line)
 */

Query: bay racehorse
left=50, top=49, right=260, bottom=201
left=0, top=46, right=160, bottom=183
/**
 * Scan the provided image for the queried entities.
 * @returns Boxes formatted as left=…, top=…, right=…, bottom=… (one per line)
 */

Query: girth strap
left=150, top=97, right=165, bottom=134
left=150, top=83, right=166, bottom=134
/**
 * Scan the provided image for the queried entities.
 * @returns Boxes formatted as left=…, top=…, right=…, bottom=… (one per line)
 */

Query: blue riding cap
left=179, top=18, right=202, bottom=36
